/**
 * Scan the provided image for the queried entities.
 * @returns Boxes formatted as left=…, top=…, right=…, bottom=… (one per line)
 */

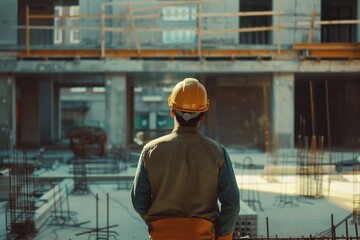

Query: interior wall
left=295, top=73, right=360, bottom=150
left=207, top=75, right=271, bottom=149
left=18, top=79, right=39, bottom=147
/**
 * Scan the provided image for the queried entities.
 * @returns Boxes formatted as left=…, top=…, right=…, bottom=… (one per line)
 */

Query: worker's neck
left=174, top=119, right=200, bottom=129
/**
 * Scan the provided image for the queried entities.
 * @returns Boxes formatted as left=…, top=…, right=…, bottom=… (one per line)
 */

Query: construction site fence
left=17, top=1, right=360, bottom=58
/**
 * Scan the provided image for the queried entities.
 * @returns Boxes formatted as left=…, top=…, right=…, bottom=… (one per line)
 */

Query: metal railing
left=18, top=2, right=360, bottom=59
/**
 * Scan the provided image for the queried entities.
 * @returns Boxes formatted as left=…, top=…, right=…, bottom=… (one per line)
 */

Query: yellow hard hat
left=168, top=78, right=209, bottom=112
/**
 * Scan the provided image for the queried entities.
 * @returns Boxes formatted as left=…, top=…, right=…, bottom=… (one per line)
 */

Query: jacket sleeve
left=131, top=150, right=151, bottom=219
left=215, top=147, right=240, bottom=236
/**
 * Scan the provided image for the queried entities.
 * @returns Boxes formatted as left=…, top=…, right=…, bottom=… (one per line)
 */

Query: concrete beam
left=0, top=59, right=359, bottom=73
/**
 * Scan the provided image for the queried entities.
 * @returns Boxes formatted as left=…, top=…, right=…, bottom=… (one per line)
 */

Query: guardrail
left=18, top=2, right=360, bottom=59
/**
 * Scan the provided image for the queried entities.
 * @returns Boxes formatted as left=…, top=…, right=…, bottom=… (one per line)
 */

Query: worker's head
left=168, top=78, right=209, bottom=126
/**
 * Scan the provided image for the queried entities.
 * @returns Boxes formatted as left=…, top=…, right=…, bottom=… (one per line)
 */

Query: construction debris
left=69, top=126, right=108, bottom=194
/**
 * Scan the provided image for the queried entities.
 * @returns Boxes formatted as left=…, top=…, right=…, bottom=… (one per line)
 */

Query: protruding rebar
left=266, top=217, right=270, bottom=240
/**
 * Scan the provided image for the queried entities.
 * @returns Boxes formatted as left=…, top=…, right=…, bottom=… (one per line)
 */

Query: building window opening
left=54, top=5, right=80, bottom=45
left=54, top=6, right=63, bottom=44
left=161, top=6, right=197, bottom=44
left=321, top=0, right=357, bottom=42
left=133, top=80, right=175, bottom=145
left=60, top=87, right=105, bottom=141
left=239, top=0, right=272, bottom=44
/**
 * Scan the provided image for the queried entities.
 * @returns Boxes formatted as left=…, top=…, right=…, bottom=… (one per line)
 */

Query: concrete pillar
left=39, top=80, right=54, bottom=145
left=272, top=73, right=295, bottom=149
left=105, top=73, right=130, bottom=148
left=0, top=75, right=15, bottom=149
left=53, top=86, right=61, bottom=142
left=149, top=111, right=157, bottom=129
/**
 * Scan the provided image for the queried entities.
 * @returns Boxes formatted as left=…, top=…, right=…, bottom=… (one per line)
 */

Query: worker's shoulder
left=200, top=135, right=224, bottom=156
left=142, top=133, right=175, bottom=150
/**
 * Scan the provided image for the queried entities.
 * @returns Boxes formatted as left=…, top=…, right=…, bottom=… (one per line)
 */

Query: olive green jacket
left=131, top=126, right=240, bottom=236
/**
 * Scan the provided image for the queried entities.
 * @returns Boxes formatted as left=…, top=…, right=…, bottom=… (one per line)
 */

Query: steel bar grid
left=5, top=148, right=36, bottom=239
left=354, top=151, right=360, bottom=224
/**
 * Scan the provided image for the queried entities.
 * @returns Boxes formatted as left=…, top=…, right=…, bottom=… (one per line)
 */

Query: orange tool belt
left=148, top=218, right=233, bottom=240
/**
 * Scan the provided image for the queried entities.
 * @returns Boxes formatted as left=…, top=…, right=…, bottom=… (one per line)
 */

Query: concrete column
left=105, top=73, right=129, bottom=148
left=272, top=73, right=295, bottom=149
left=0, top=75, right=15, bottom=149
left=53, top=85, right=60, bottom=142
left=149, top=111, right=157, bottom=129
left=39, top=80, right=54, bottom=145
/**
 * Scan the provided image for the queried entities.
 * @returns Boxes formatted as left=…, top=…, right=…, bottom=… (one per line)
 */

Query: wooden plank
left=131, top=10, right=282, bottom=20
left=18, top=49, right=298, bottom=59
left=19, top=25, right=99, bottom=31
left=202, top=26, right=275, bottom=34
left=29, top=10, right=283, bottom=21
left=26, top=6, right=30, bottom=56
left=308, top=10, right=317, bottom=43
left=276, top=10, right=282, bottom=55
left=104, top=26, right=195, bottom=33
left=29, top=14, right=100, bottom=19
left=308, top=49, right=360, bottom=58
left=293, top=43, right=360, bottom=50
left=128, top=5, right=141, bottom=56
left=197, top=0, right=203, bottom=57
left=298, top=19, right=360, bottom=26
left=101, top=4, right=105, bottom=58
left=19, top=49, right=102, bottom=58
left=103, top=0, right=202, bottom=7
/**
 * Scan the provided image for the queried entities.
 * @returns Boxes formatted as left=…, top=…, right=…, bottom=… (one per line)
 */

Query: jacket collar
left=172, top=126, right=199, bottom=133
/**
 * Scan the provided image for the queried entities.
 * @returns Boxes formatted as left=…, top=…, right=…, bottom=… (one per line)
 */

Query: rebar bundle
left=49, top=184, right=78, bottom=226
left=296, top=116, right=325, bottom=198
left=274, top=154, right=297, bottom=207
left=5, top=148, right=36, bottom=239
left=73, top=157, right=89, bottom=194
left=240, top=156, right=264, bottom=211
left=70, top=126, right=107, bottom=194
left=353, top=151, right=360, bottom=224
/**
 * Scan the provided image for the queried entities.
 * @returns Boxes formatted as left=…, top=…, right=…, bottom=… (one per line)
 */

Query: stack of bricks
left=233, top=200, right=258, bottom=239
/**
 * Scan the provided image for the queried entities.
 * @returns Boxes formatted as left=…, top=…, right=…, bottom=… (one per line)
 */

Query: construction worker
left=131, top=78, right=240, bottom=239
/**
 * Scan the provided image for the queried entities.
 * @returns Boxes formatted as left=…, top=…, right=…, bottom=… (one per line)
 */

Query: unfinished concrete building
left=0, top=0, right=358, bottom=153
left=0, top=0, right=360, bottom=239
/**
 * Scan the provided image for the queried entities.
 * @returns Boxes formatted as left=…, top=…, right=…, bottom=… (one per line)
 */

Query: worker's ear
left=200, top=112, right=205, bottom=121
left=170, top=108, right=175, bottom=118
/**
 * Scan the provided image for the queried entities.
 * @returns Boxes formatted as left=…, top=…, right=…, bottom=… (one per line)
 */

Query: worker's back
left=132, top=78, right=239, bottom=240
left=142, top=126, right=224, bottom=223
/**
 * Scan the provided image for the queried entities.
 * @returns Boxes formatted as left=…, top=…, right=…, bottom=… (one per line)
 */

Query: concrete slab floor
left=0, top=150, right=358, bottom=239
